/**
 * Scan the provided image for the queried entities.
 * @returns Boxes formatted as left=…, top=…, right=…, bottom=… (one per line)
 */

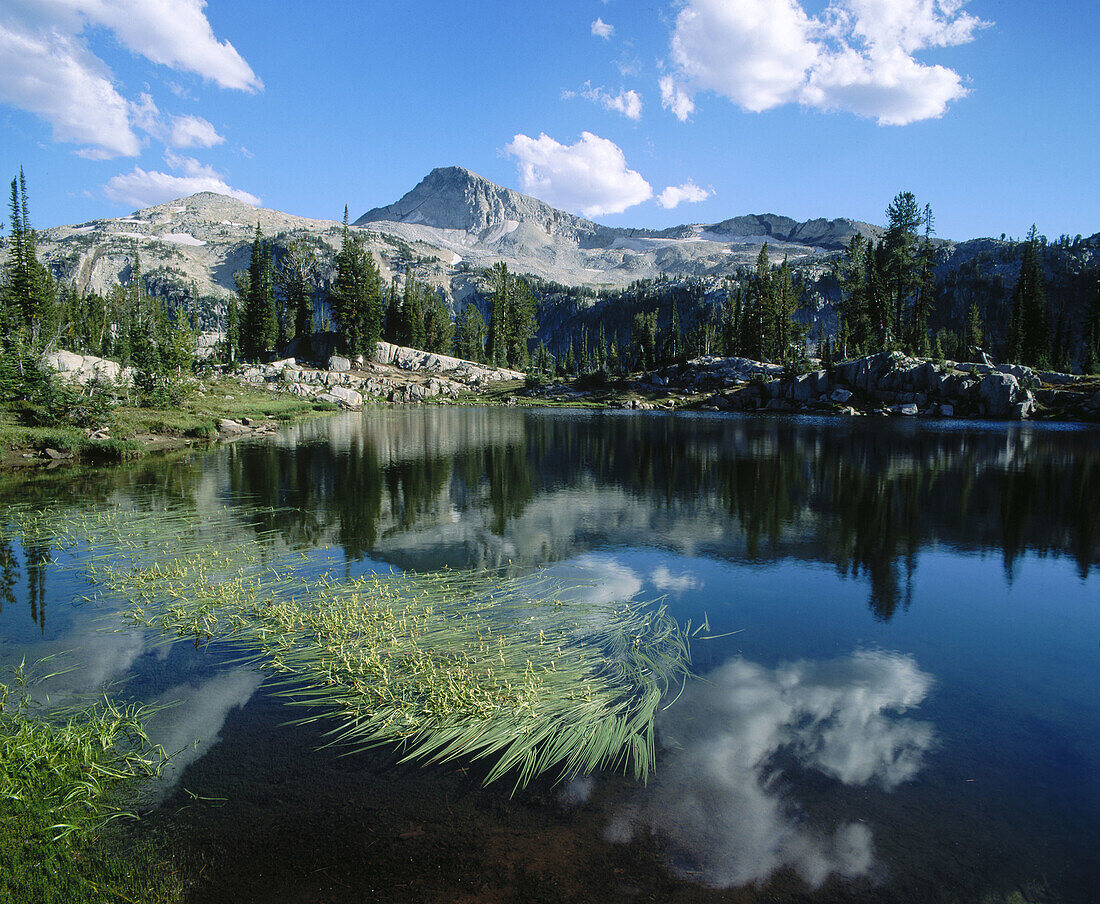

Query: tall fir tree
left=239, top=224, right=277, bottom=361
left=2, top=169, right=56, bottom=347
left=455, top=302, right=486, bottom=362
left=1008, top=226, right=1050, bottom=366
left=329, top=206, right=382, bottom=357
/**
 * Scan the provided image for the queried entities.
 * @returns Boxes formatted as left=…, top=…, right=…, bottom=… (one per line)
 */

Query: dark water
left=2, top=408, right=1099, bottom=903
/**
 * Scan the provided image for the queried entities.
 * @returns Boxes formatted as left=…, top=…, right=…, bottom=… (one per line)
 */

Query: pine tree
left=884, top=191, right=922, bottom=346
left=722, top=280, right=742, bottom=356
left=455, top=302, right=486, bottom=362
left=1009, top=226, right=1050, bottom=366
left=423, top=289, right=454, bottom=354
left=239, top=224, right=277, bottom=361
left=2, top=169, right=56, bottom=347
left=329, top=207, right=382, bottom=358
left=966, top=302, right=983, bottom=351
left=485, top=262, right=510, bottom=366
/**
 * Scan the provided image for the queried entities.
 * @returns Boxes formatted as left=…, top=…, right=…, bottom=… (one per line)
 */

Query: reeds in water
left=1, top=502, right=696, bottom=788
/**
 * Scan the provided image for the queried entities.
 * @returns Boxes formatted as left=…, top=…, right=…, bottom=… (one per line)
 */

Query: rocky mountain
left=355, top=166, right=883, bottom=287
left=14, top=166, right=1096, bottom=360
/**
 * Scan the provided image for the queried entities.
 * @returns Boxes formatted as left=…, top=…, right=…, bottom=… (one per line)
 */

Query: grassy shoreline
left=0, top=377, right=340, bottom=469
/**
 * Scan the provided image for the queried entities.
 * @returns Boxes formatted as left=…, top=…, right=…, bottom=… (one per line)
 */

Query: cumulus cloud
left=0, top=0, right=258, bottom=157
left=545, top=554, right=644, bottom=606
left=104, top=151, right=260, bottom=208
left=607, top=650, right=935, bottom=889
left=659, top=75, right=695, bottom=122
left=504, top=131, right=653, bottom=218
left=0, top=18, right=141, bottom=157
left=662, top=0, right=988, bottom=125
left=167, top=113, right=224, bottom=149
left=591, top=17, right=615, bottom=39
left=656, top=181, right=712, bottom=210
left=580, top=83, right=643, bottom=120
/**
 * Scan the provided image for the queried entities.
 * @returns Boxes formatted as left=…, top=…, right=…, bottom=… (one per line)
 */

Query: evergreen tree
left=505, top=276, right=537, bottom=368
left=383, top=278, right=401, bottom=343
left=423, top=289, right=454, bottom=355
left=966, top=302, right=984, bottom=351
left=401, top=273, right=426, bottom=348
left=1008, top=226, right=1050, bottom=366
left=455, top=302, right=486, bottom=362
left=722, top=281, right=742, bottom=356
left=486, top=262, right=509, bottom=366
left=632, top=310, right=659, bottom=370
left=884, top=191, right=922, bottom=346
left=239, top=224, right=277, bottom=361
left=329, top=206, right=383, bottom=358
left=2, top=169, right=56, bottom=347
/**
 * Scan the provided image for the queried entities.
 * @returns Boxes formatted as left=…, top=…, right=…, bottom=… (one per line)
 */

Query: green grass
left=6, top=502, right=698, bottom=791
left=0, top=661, right=186, bottom=903
left=0, top=377, right=334, bottom=466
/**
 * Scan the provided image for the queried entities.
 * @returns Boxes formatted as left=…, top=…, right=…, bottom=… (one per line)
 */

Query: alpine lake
left=2, top=406, right=1098, bottom=904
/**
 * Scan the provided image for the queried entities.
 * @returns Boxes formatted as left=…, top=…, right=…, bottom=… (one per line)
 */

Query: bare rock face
left=355, top=167, right=606, bottom=243
left=42, top=350, right=134, bottom=386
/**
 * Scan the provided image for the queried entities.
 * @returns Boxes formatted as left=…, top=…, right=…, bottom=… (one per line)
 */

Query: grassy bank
left=0, top=377, right=337, bottom=468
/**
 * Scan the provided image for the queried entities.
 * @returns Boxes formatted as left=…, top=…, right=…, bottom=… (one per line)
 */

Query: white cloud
left=0, top=18, right=140, bottom=157
left=650, top=565, right=701, bottom=591
left=104, top=152, right=260, bottom=208
left=127, top=92, right=224, bottom=148
left=504, top=131, right=653, bottom=218
left=591, top=17, right=615, bottom=39
left=167, top=113, right=224, bottom=148
left=63, top=0, right=262, bottom=92
left=662, top=0, right=988, bottom=126
left=607, top=650, right=935, bottom=888
left=0, top=0, right=258, bottom=158
left=580, top=83, right=643, bottom=120
left=659, top=75, right=695, bottom=122
left=656, top=181, right=712, bottom=210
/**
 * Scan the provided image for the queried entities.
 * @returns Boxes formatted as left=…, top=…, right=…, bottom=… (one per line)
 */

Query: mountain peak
left=354, top=166, right=601, bottom=240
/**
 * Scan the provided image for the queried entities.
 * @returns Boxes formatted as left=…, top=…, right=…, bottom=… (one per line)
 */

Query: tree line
left=226, top=210, right=538, bottom=370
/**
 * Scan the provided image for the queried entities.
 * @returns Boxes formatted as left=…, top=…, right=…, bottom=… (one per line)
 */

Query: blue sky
left=0, top=1, right=1096, bottom=242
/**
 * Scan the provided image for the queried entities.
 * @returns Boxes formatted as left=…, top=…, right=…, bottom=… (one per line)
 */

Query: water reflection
left=3, top=410, right=1098, bottom=627
left=244, top=411, right=1100, bottom=617
left=607, top=650, right=936, bottom=889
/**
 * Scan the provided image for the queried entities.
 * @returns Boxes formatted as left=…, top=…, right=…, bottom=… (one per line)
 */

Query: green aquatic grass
left=0, top=660, right=185, bottom=903
left=4, top=502, right=697, bottom=788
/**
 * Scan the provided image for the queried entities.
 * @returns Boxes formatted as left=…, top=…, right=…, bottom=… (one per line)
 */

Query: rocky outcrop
left=42, top=350, right=134, bottom=386
left=230, top=343, right=523, bottom=407
left=374, top=342, right=524, bottom=383
left=684, top=351, right=1042, bottom=420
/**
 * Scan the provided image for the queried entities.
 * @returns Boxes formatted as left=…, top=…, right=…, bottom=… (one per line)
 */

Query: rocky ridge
left=23, top=168, right=890, bottom=312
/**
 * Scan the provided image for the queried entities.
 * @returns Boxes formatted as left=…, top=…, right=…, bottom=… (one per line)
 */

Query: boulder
left=978, top=373, right=1023, bottom=418
left=217, top=418, right=248, bottom=436
left=829, top=388, right=853, bottom=405
left=327, top=355, right=352, bottom=373
left=318, top=386, right=363, bottom=408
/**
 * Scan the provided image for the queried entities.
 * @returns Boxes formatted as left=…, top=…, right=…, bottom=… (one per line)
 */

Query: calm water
left=2, top=408, right=1098, bottom=903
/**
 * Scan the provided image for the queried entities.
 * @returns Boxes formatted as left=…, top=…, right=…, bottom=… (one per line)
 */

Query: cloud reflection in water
left=607, top=650, right=935, bottom=889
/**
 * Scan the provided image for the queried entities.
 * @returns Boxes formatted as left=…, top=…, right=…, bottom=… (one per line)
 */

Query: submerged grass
left=0, top=660, right=185, bottom=903
left=4, top=502, right=696, bottom=789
